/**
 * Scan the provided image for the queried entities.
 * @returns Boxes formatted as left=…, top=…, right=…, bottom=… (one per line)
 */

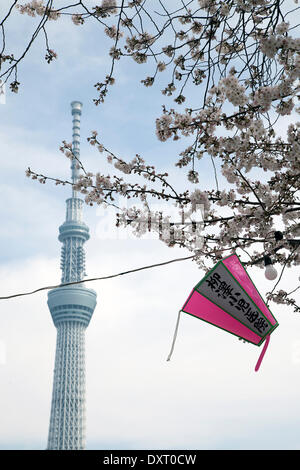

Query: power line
left=0, top=254, right=195, bottom=301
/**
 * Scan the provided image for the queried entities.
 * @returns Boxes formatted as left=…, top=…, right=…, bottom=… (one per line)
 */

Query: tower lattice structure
left=47, top=101, right=97, bottom=450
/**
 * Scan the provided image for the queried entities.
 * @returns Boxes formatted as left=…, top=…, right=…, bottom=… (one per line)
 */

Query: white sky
left=0, top=1, right=300, bottom=450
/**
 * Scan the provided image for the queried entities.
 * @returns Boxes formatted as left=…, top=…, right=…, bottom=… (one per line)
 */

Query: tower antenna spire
left=70, top=101, right=82, bottom=197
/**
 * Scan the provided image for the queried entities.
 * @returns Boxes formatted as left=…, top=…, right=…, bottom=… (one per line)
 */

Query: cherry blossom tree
left=1, top=0, right=299, bottom=311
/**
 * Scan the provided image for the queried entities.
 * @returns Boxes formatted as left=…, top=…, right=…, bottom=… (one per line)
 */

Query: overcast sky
left=0, top=1, right=300, bottom=450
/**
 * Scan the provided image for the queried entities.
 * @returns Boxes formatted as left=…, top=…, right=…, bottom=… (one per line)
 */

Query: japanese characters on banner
left=180, top=253, right=278, bottom=350
left=196, top=262, right=273, bottom=338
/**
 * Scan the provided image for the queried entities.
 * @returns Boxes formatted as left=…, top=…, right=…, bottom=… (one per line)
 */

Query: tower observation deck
left=47, top=101, right=97, bottom=450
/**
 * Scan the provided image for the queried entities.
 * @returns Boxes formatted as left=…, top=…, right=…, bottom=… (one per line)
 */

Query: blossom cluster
left=259, top=33, right=300, bottom=60
left=16, top=0, right=60, bottom=19
left=219, top=75, right=248, bottom=107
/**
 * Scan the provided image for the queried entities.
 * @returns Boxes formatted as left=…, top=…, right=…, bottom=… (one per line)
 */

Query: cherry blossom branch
left=3, top=0, right=299, bottom=312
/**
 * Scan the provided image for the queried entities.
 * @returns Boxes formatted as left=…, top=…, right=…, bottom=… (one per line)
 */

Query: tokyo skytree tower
left=47, top=101, right=97, bottom=450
